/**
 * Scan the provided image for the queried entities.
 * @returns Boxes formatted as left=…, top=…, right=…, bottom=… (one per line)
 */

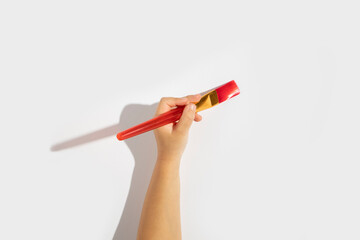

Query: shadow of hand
left=112, top=103, right=158, bottom=240
left=50, top=102, right=159, bottom=240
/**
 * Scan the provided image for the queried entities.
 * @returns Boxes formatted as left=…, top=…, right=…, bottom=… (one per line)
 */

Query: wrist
left=157, top=150, right=182, bottom=161
left=156, top=153, right=182, bottom=170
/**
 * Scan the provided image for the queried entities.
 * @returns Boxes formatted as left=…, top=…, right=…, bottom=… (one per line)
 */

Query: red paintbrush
left=117, top=80, right=240, bottom=141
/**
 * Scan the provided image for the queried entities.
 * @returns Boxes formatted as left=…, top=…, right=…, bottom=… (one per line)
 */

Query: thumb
left=174, top=103, right=196, bottom=134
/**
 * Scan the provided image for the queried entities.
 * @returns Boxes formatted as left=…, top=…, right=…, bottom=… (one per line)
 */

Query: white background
left=1, top=0, right=359, bottom=239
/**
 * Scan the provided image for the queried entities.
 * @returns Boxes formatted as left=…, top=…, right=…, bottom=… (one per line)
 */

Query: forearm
left=137, top=154, right=182, bottom=240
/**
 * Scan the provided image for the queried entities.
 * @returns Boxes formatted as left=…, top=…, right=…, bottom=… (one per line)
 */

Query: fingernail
left=190, top=103, right=196, bottom=111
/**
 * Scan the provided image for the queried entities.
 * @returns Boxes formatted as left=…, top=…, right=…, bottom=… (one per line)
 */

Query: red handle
left=117, top=106, right=185, bottom=141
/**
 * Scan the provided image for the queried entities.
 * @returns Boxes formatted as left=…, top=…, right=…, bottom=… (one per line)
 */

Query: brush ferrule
left=195, top=90, right=219, bottom=112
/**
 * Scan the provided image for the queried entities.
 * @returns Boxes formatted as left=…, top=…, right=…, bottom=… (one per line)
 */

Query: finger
left=183, top=94, right=202, bottom=104
left=184, top=94, right=202, bottom=121
left=154, top=97, right=189, bottom=116
left=194, top=113, right=202, bottom=122
left=174, top=103, right=196, bottom=134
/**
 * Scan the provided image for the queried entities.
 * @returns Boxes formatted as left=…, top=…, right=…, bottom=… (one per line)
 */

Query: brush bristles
left=215, top=80, right=240, bottom=103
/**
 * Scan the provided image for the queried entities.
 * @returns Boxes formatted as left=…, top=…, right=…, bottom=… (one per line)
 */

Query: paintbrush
left=117, top=80, right=240, bottom=141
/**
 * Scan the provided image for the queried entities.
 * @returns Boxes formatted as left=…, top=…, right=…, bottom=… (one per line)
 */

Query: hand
left=153, top=94, right=203, bottom=160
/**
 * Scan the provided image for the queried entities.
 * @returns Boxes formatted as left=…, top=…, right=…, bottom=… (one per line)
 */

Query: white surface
left=1, top=1, right=359, bottom=239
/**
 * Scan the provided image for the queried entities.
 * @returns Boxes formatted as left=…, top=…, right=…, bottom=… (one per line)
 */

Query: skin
left=136, top=94, right=203, bottom=240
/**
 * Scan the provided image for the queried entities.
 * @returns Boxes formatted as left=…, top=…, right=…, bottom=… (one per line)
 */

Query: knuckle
left=160, top=97, right=172, bottom=103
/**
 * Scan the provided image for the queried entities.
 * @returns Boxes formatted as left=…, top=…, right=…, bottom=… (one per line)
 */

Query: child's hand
left=153, top=94, right=202, bottom=160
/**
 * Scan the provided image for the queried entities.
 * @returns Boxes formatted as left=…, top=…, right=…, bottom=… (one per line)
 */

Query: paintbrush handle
left=117, top=106, right=185, bottom=141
